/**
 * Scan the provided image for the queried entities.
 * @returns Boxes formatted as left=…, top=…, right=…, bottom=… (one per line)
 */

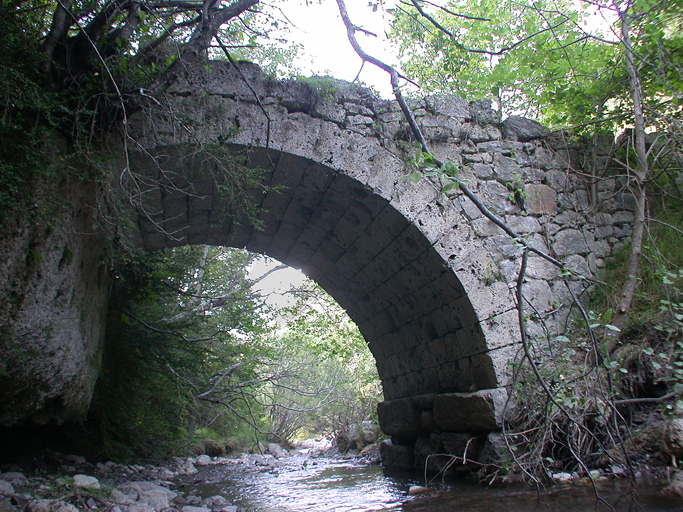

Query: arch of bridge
left=129, top=61, right=519, bottom=435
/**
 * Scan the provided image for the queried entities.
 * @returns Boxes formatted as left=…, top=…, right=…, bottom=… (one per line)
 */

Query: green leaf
left=441, top=182, right=458, bottom=193
left=410, top=172, right=422, bottom=184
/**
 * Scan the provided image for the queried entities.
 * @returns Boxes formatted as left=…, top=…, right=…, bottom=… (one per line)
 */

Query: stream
left=180, top=451, right=683, bottom=512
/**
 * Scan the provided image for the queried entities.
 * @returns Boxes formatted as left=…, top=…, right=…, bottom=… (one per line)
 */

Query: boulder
left=195, top=455, right=212, bottom=466
left=0, top=480, right=14, bottom=496
left=266, top=443, right=288, bottom=458
left=0, top=182, right=108, bottom=427
left=501, top=116, right=549, bottom=141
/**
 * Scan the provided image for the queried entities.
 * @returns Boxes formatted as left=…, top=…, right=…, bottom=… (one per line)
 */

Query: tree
left=93, top=245, right=270, bottom=458
left=266, top=283, right=382, bottom=445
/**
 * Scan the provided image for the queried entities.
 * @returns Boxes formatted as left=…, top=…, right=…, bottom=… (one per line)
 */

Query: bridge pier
left=377, top=388, right=508, bottom=472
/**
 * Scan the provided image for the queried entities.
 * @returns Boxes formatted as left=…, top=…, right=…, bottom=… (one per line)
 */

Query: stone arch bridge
left=0, top=59, right=634, bottom=466
left=126, top=61, right=634, bottom=469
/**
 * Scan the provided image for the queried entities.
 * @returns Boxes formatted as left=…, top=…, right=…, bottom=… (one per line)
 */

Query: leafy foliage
left=87, top=246, right=267, bottom=459
left=267, top=283, right=383, bottom=444
left=390, top=0, right=683, bottom=132
left=80, top=247, right=381, bottom=460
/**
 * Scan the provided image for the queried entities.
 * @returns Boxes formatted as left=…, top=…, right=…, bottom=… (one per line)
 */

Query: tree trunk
left=606, top=5, right=650, bottom=350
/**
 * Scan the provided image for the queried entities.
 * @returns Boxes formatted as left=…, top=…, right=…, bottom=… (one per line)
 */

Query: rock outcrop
left=0, top=180, right=108, bottom=427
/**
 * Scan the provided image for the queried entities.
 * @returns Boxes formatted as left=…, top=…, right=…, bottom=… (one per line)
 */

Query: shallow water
left=181, top=454, right=683, bottom=512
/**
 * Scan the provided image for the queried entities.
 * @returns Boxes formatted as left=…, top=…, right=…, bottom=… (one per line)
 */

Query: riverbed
left=180, top=451, right=683, bottom=512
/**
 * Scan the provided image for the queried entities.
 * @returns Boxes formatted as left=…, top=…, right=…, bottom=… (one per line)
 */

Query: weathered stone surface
left=436, top=432, right=483, bottom=459
left=1, top=58, right=637, bottom=451
left=73, top=475, right=100, bottom=490
left=379, top=439, right=415, bottom=471
left=554, top=229, right=590, bottom=256
left=0, top=181, right=108, bottom=427
left=478, top=432, right=510, bottom=464
left=377, top=398, right=422, bottom=439
left=0, top=480, right=14, bottom=496
left=469, top=99, right=499, bottom=124
left=501, top=116, right=549, bottom=141
left=116, top=482, right=176, bottom=510
left=433, top=388, right=508, bottom=431
left=525, top=184, right=558, bottom=215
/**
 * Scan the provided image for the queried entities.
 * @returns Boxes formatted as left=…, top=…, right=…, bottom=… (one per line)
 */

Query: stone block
left=433, top=388, right=508, bottom=431
left=377, top=398, right=423, bottom=438
left=436, top=432, right=483, bottom=460
left=522, top=279, right=553, bottom=313
left=501, top=116, right=549, bottom=141
left=478, top=432, right=510, bottom=464
left=380, top=439, right=415, bottom=471
left=525, top=184, right=557, bottom=215
left=505, top=215, right=542, bottom=235
left=426, top=95, right=470, bottom=119
left=472, top=163, right=494, bottom=179
left=553, top=228, right=589, bottom=256
left=563, top=254, right=592, bottom=279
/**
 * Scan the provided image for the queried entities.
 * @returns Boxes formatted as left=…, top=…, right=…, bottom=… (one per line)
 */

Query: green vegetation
left=295, top=76, right=339, bottom=103
left=74, top=246, right=381, bottom=461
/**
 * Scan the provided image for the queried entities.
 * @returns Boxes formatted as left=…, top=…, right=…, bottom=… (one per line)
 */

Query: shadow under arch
left=131, top=144, right=499, bottom=403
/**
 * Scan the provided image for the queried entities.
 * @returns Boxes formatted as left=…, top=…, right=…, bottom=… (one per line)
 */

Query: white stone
left=50, top=502, right=79, bottom=512
left=0, top=472, right=28, bottom=486
left=73, top=474, right=100, bottom=490
left=0, top=480, right=14, bottom=495
left=116, top=481, right=177, bottom=510
left=181, top=507, right=211, bottom=512
left=267, top=443, right=288, bottom=458
left=195, top=455, right=212, bottom=466
left=552, top=472, right=574, bottom=483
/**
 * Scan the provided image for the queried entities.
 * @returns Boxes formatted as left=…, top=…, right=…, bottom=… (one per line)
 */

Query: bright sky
left=248, top=257, right=308, bottom=308
left=275, top=0, right=399, bottom=97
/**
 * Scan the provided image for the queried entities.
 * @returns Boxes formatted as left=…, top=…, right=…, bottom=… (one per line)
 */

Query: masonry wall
left=126, top=62, right=639, bottom=471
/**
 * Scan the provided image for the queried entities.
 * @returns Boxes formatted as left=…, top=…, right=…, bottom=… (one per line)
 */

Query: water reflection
left=181, top=455, right=682, bottom=512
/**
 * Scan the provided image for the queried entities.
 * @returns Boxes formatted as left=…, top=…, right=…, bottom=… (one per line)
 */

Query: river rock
left=196, top=455, right=212, bottom=466
left=181, top=506, right=211, bottom=512
left=116, top=481, right=176, bottom=510
left=267, top=443, right=288, bottom=458
left=27, top=500, right=79, bottom=512
left=73, top=474, right=100, bottom=489
left=110, top=489, right=136, bottom=506
left=202, top=495, right=234, bottom=509
left=176, top=461, right=198, bottom=475
left=0, top=472, right=28, bottom=487
left=0, top=480, right=14, bottom=496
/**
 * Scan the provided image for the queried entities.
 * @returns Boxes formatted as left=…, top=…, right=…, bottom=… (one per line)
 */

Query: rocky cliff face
left=0, top=180, right=109, bottom=426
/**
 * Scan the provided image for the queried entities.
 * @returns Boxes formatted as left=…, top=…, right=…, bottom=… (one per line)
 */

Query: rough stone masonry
left=0, top=60, right=635, bottom=471
left=124, top=60, right=635, bottom=470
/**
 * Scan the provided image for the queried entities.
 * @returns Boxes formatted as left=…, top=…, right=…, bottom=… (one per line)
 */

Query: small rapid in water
left=180, top=449, right=683, bottom=512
